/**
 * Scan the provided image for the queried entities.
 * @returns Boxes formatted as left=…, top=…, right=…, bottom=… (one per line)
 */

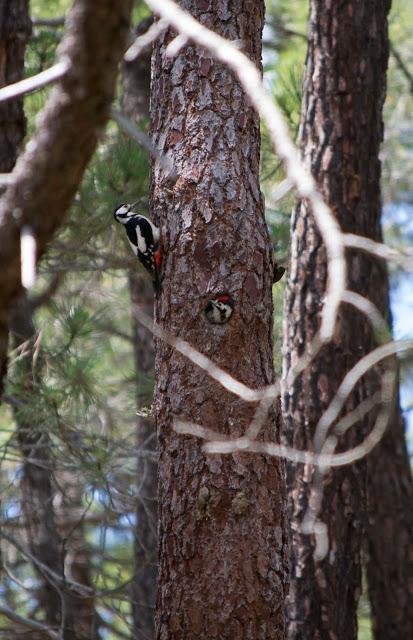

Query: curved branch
left=0, top=603, right=59, bottom=640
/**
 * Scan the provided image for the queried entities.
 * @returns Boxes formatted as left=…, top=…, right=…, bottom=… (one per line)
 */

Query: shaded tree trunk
left=284, top=0, right=412, bottom=640
left=130, top=275, right=158, bottom=640
left=122, top=31, right=158, bottom=637
left=0, top=0, right=31, bottom=389
left=10, top=294, right=100, bottom=640
left=151, top=2, right=287, bottom=638
left=365, top=395, right=413, bottom=639
left=0, top=3, right=100, bottom=637
left=0, top=0, right=31, bottom=174
left=282, top=1, right=412, bottom=639
left=11, top=295, right=75, bottom=638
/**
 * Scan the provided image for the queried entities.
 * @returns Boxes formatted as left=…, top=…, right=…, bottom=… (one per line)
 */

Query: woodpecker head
left=205, top=294, right=234, bottom=324
left=113, top=202, right=139, bottom=224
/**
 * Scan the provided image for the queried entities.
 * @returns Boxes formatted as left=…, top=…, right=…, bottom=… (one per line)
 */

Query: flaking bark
left=282, top=1, right=412, bottom=638
left=151, top=2, right=287, bottom=638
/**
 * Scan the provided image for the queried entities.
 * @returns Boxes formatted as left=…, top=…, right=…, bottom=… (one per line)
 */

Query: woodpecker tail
left=153, top=271, right=161, bottom=294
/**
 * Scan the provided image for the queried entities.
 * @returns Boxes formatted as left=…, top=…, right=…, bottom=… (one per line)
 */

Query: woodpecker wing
left=124, top=216, right=161, bottom=292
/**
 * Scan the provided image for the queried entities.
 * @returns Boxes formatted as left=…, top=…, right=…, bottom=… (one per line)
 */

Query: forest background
left=0, top=0, right=412, bottom=639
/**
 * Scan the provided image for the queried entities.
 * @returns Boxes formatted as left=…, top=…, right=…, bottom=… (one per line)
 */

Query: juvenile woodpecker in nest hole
left=205, top=295, right=234, bottom=324
left=113, top=203, right=162, bottom=292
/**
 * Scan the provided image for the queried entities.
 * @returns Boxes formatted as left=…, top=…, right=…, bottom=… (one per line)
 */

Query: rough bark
left=151, top=2, right=288, bottom=639
left=366, top=390, right=413, bottom=639
left=0, top=0, right=133, bottom=394
left=281, top=1, right=409, bottom=639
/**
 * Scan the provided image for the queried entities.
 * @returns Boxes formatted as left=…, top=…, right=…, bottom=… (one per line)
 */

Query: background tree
left=282, top=1, right=413, bottom=639
left=0, top=0, right=411, bottom=638
left=121, top=18, right=158, bottom=637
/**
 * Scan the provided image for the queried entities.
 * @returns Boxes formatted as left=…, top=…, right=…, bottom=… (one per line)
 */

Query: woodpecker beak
left=130, top=199, right=140, bottom=209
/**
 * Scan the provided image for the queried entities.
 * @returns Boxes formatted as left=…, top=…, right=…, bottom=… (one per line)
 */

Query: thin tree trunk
left=0, top=0, right=31, bottom=174
left=11, top=295, right=75, bottom=638
left=366, top=392, right=413, bottom=639
left=281, top=1, right=407, bottom=639
left=0, top=0, right=31, bottom=389
left=130, top=275, right=157, bottom=640
left=122, top=30, right=158, bottom=637
left=151, top=2, right=287, bottom=638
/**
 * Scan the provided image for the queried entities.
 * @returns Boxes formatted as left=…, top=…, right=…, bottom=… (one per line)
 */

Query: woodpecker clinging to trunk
left=113, top=202, right=162, bottom=293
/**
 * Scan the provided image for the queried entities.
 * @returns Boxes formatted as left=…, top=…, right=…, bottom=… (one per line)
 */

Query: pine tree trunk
left=151, top=3, right=288, bottom=638
left=11, top=296, right=76, bottom=638
left=0, top=0, right=31, bottom=174
left=366, top=399, right=413, bottom=639
left=281, top=1, right=412, bottom=639
left=122, top=33, right=158, bottom=637
left=130, top=274, right=158, bottom=640
left=0, top=0, right=31, bottom=390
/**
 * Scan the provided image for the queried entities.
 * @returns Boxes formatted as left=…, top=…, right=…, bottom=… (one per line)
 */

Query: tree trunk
left=130, top=275, right=158, bottom=640
left=0, top=0, right=31, bottom=174
left=281, top=1, right=410, bottom=639
left=0, top=0, right=31, bottom=390
left=11, top=295, right=76, bottom=638
left=122, top=31, right=158, bottom=637
left=151, top=3, right=288, bottom=638
left=365, top=393, right=413, bottom=639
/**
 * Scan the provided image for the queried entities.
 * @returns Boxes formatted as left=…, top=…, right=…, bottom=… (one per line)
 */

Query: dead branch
left=0, top=61, right=69, bottom=104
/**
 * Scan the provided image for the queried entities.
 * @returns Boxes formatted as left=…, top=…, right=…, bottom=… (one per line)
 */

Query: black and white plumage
left=113, top=203, right=162, bottom=292
left=205, top=295, right=234, bottom=324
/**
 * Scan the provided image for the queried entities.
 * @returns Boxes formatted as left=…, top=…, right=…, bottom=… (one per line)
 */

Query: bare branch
left=0, top=60, right=69, bottom=104
left=344, top=233, right=413, bottom=271
left=124, top=18, right=168, bottom=62
left=145, top=0, right=346, bottom=341
left=390, top=42, right=413, bottom=95
left=110, top=108, right=177, bottom=183
left=0, top=603, right=59, bottom=640
left=30, top=272, right=65, bottom=309
left=313, top=339, right=410, bottom=452
left=132, top=306, right=277, bottom=402
left=32, top=17, right=66, bottom=28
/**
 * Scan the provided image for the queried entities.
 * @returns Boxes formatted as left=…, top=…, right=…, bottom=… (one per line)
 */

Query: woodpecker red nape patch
left=216, top=295, right=230, bottom=303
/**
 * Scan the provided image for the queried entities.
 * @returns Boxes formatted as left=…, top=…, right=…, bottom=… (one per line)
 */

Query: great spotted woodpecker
left=113, top=203, right=162, bottom=292
left=205, top=295, right=234, bottom=324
